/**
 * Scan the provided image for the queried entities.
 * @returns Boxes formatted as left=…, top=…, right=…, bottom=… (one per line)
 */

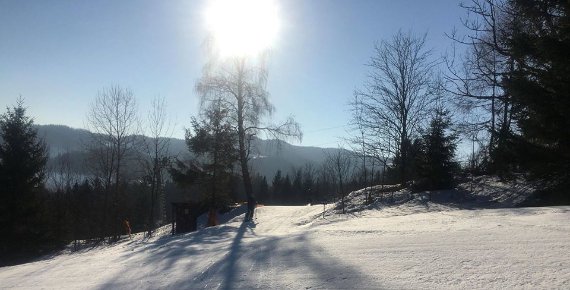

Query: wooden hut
left=171, top=202, right=204, bottom=234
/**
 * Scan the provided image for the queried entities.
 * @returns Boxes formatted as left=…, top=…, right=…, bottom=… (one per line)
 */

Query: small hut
left=171, top=202, right=204, bottom=234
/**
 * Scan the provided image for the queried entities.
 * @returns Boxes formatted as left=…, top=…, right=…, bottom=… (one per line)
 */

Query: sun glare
left=205, top=0, right=280, bottom=58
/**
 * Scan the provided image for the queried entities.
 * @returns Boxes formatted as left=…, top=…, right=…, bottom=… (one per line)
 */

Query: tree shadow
left=94, top=224, right=238, bottom=289
left=97, top=220, right=388, bottom=289
left=169, top=223, right=386, bottom=289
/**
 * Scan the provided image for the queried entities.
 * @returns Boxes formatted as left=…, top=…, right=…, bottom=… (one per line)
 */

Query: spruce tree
left=504, top=0, right=570, bottom=202
left=185, top=98, right=237, bottom=209
left=0, top=100, right=48, bottom=256
left=390, top=138, right=422, bottom=185
left=416, top=108, right=459, bottom=190
left=271, top=170, right=283, bottom=203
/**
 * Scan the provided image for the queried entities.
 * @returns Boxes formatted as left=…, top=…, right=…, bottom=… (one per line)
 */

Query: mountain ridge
left=35, top=124, right=347, bottom=178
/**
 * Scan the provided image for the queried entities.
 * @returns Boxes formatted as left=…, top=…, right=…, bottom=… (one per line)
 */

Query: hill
left=36, top=124, right=348, bottom=178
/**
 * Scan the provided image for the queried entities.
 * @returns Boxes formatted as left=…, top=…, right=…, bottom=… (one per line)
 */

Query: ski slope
left=1, top=204, right=569, bottom=289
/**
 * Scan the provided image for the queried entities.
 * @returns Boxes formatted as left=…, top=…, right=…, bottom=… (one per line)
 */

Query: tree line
left=0, top=96, right=180, bottom=264
left=254, top=155, right=384, bottom=207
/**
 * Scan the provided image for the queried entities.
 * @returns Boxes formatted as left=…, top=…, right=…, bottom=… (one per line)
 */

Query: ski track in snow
left=1, top=205, right=569, bottom=289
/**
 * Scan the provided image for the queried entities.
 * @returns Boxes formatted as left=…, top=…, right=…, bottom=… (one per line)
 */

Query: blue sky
left=0, top=0, right=467, bottom=148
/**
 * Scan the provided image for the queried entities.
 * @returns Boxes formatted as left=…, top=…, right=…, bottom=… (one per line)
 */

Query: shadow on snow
left=98, top=221, right=386, bottom=289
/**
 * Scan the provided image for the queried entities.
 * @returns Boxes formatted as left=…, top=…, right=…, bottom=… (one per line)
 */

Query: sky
left=0, top=0, right=468, bottom=149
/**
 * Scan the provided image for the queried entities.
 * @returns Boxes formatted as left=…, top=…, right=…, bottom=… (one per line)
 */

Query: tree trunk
left=240, top=139, right=255, bottom=220
left=148, top=162, right=156, bottom=237
left=338, top=166, right=345, bottom=214
left=400, top=125, right=408, bottom=185
left=236, top=60, right=256, bottom=221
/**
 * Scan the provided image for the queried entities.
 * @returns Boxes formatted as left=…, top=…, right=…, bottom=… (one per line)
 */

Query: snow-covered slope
left=1, top=204, right=569, bottom=289
left=330, top=175, right=539, bottom=217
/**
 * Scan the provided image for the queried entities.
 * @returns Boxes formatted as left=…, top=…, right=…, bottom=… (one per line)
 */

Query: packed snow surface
left=1, top=204, right=569, bottom=289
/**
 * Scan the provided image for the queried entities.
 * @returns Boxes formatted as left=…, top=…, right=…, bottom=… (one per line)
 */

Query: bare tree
left=353, top=30, right=436, bottom=184
left=196, top=54, right=302, bottom=222
left=347, top=93, right=369, bottom=200
left=86, top=85, right=138, bottom=239
left=445, top=0, right=515, bottom=172
left=49, top=150, right=79, bottom=193
left=325, top=148, right=353, bottom=214
left=141, top=97, right=172, bottom=236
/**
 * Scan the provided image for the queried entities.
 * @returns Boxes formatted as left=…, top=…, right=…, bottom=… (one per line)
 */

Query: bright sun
left=205, top=0, right=280, bottom=58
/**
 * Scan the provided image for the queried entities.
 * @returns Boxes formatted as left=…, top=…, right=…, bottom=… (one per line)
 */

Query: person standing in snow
left=123, top=218, right=131, bottom=238
left=207, top=208, right=218, bottom=226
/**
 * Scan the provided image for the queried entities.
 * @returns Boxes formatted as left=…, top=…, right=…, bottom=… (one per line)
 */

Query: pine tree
left=185, top=98, right=237, bottom=209
left=271, top=170, right=283, bottom=203
left=389, top=138, right=422, bottom=185
left=504, top=0, right=570, bottom=202
left=416, top=107, right=459, bottom=190
left=252, top=174, right=269, bottom=203
left=0, top=100, right=48, bottom=256
left=282, top=174, right=292, bottom=202
left=292, top=169, right=303, bottom=203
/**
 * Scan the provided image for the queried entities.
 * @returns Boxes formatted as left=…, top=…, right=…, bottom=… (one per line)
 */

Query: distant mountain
left=249, top=139, right=349, bottom=178
left=36, top=124, right=347, bottom=178
left=35, top=125, right=91, bottom=155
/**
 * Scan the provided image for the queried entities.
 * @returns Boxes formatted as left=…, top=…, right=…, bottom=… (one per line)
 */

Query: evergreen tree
left=302, top=172, right=314, bottom=201
left=252, top=174, right=269, bottom=203
left=302, top=164, right=315, bottom=197
left=389, top=138, right=422, bottom=185
left=185, top=98, right=238, bottom=209
left=0, top=100, right=48, bottom=256
left=261, top=176, right=269, bottom=196
left=271, top=169, right=283, bottom=203
left=282, top=174, right=292, bottom=202
left=416, top=108, right=459, bottom=190
left=504, top=0, right=570, bottom=202
left=292, top=169, right=303, bottom=203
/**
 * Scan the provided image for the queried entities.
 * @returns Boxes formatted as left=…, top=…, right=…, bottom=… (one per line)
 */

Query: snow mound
left=457, top=175, right=537, bottom=206
left=325, top=175, right=538, bottom=217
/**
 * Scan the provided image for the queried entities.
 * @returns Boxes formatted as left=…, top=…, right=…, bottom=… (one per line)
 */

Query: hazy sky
left=0, top=0, right=467, bottom=148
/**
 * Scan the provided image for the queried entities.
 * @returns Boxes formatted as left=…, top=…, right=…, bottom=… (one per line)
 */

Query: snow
left=1, top=199, right=569, bottom=288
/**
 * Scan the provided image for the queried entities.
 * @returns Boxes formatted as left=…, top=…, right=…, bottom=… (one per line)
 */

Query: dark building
left=171, top=202, right=205, bottom=234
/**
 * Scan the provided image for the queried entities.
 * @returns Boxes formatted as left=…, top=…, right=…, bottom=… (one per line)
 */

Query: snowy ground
left=1, top=201, right=569, bottom=289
